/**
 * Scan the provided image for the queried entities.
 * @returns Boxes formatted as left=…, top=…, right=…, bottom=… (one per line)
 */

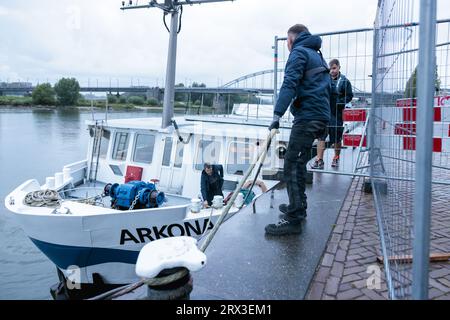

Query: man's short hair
left=288, top=24, right=309, bottom=36
left=204, top=163, right=212, bottom=170
left=329, top=59, right=340, bottom=67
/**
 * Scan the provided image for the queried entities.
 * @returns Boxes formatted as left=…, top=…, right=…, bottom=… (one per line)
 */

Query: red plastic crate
left=125, top=166, right=143, bottom=183
left=343, top=108, right=368, bottom=122
left=343, top=134, right=367, bottom=148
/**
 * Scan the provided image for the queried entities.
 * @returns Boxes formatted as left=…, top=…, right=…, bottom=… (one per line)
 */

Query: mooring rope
left=24, top=190, right=61, bottom=208
left=199, top=129, right=278, bottom=252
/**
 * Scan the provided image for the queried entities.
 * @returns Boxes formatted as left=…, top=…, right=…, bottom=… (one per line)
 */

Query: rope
left=88, top=280, right=145, bottom=301
left=200, top=129, right=278, bottom=252
left=24, top=190, right=61, bottom=208
left=89, top=269, right=190, bottom=300
left=142, top=268, right=189, bottom=287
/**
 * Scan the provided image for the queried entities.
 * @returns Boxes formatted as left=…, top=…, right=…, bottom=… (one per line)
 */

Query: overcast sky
left=0, top=0, right=448, bottom=87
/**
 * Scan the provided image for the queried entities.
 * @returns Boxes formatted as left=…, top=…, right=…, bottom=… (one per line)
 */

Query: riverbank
left=0, top=104, right=214, bottom=114
left=0, top=95, right=216, bottom=112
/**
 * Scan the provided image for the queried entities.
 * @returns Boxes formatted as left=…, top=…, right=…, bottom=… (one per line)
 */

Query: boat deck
left=62, top=182, right=192, bottom=208
left=114, top=169, right=353, bottom=300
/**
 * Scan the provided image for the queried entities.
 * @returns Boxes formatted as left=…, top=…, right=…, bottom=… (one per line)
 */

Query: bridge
left=0, top=69, right=374, bottom=99
left=0, top=82, right=274, bottom=97
left=0, top=69, right=279, bottom=96
left=0, top=85, right=273, bottom=96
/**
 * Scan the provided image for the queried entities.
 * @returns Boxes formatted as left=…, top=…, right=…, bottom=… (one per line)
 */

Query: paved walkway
left=115, top=173, right=354, bottom=300
left=306, top=176, right=450, bottom=300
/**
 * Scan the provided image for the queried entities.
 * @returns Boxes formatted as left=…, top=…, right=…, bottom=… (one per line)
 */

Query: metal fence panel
left=273, top=1, right=449, bottom=300
left=274, top=28, right=374, bottom=177
left=371, top=0, right=450, bottom=299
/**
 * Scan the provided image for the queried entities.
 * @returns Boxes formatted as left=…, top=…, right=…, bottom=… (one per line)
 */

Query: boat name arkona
left=120, top=219, right=214, bottom=245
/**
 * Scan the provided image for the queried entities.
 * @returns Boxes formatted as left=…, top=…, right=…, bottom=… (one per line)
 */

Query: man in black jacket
left=266, top=24, right=331, bottom=236
left=311, top=59, right=354, bottom=169
left=201, top=163, right=224, bottom=208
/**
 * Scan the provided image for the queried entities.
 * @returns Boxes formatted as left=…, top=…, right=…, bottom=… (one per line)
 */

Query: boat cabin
left=85, top=115, right=293, bottom=199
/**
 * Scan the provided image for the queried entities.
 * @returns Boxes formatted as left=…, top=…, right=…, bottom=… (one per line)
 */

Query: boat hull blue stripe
left=30, top=238, right=139, bottom=269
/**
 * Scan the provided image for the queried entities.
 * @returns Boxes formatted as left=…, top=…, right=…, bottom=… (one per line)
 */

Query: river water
left=0, top=107, right=162, bottom=299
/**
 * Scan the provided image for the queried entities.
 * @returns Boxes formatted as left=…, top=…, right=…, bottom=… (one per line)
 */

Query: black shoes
left=331, top=156, right=340, bottom=168
left=278, top=204, right=308, bottom=220
left=310, top=159, right=324, bottom=170
left=265, top=219, right=302, bottom=236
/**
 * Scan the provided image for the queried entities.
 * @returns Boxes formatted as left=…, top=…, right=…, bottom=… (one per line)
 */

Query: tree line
left=4, top=78, right=260, bottom=110
left=32, top=78, right=81, bottom=106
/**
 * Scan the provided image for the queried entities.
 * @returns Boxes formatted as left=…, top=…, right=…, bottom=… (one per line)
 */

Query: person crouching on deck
left=201, top=163, right=224, bottom=208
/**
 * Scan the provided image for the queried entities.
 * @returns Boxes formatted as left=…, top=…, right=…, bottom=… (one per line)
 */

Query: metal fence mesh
left=274, top=29, right=374, bottom=176
left=372, top=0, right=450, bottom=299
left=273, top=0, right=450, bottom=300
left=371, top=0, right=418, bottom=299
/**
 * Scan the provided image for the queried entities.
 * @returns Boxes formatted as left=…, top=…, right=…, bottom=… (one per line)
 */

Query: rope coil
left=24, top=190, right=61, bottom=208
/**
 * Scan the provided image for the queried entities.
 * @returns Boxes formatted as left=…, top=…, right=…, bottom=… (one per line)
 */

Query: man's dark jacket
left=200, top=165, right=224, bottom=204
left=330, top=73, right=354, bottom=121
left=274, top=31, right=331, bottom=124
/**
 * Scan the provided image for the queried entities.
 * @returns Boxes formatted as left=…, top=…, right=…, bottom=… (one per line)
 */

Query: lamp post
left=121, top=0, right=235, bottom=128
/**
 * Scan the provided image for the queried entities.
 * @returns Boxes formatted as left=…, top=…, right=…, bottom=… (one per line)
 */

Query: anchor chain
left=129, top=189, right=143, bottom=211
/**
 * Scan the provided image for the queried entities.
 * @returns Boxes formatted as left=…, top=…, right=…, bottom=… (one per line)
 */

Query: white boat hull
left=5, top=179, right=222, bottom=285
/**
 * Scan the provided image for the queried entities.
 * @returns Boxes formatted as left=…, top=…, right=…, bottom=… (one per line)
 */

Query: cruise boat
left=4, top=104, right=293, bottom=298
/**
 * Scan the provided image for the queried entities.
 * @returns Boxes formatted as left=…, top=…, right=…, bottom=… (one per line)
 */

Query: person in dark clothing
left=312, top=59, right=354, bottom=169
left=200, top=163, right=224, bottom=208
left=266, top=24, right=331, bottom=236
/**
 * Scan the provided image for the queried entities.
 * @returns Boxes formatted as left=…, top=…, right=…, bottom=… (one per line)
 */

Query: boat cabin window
left=99, top=130, right=110, bottom=159
left=162, top=137, right=173, bottom=167
left=109, top=164, right=123, bottom=176
left=133, top=134, right=156, bottom=164
left=174, top=141, right=184, bottom=168
left=195, top=140, right=221, bottom=171
left=227, top=141, right=255, bottom=175
left=112, top=132, right=130, bottom=161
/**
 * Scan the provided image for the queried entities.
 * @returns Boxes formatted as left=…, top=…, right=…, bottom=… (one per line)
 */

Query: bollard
left=143, top=267, right=193, bottom=300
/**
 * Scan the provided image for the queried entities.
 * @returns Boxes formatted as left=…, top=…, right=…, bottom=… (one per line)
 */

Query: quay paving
left=116, top=172, right=353, bottom=300
left=115, top=150, right=450, bottom=300
left=305, top=176, right=450, bottom=300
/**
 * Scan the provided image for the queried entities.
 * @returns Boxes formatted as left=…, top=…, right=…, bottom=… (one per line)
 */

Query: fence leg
left=412, top=0, right=437, bottom=301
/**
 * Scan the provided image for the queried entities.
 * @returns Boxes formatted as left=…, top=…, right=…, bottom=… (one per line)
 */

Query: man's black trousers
left=284, top=120, right=328, bottom=222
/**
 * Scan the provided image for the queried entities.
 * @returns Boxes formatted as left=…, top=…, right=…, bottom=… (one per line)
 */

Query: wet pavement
left=306, top=176, right=450, bottom=300
left=115, top=171, right=353, bottom=300
left=191, top=173, right=352, bottom=300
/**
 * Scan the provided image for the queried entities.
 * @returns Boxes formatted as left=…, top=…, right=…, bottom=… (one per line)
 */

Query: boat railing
left=64, top=159, right=88, bottom=186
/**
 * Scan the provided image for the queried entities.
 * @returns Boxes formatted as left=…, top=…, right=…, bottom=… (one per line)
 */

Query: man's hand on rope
left=269, top=115, right=280, bottom=131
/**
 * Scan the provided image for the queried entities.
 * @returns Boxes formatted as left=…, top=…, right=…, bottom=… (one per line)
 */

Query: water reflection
left=56, top=108, right=82, bottom=141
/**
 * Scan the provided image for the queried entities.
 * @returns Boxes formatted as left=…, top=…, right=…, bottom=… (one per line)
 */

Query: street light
left=120, top=0, right=235, bottom=128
